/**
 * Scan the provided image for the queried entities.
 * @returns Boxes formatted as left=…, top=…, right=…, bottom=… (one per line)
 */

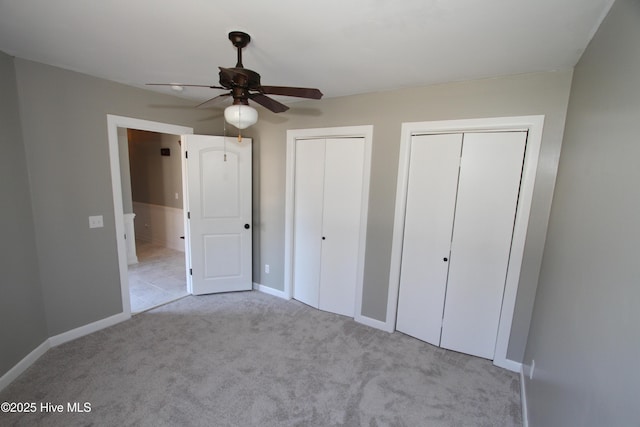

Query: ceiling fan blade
left=146, top=83, right=226, bottom=89
left=260, top=86, right=323, bottom=99
left=196, top=93, right=232, bottom=109
left=249, top=93, right=289, bottom=113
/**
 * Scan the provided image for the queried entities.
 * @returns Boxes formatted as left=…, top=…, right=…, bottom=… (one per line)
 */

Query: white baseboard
left=48, top=312, right=130, bottom=347
left=355, top=313, right=393, bottom=332
left=493, top=356, right=522, bottom=373
left=0, top=340, right=50, bottom=391
left=253, top=282, right=290, bottom=300
left=520, top=365, right=529, bottom=427
left=1, top=311, right=131, bottom=391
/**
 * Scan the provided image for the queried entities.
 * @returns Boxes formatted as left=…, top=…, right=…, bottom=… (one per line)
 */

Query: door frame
left=106, top=114, right=193, bottom=316
left=387, top=115, right=544, bottom=372
left=284, top=125, right=373, bottom=321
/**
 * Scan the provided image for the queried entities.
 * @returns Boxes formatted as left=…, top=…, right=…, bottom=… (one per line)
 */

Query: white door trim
left=387, top=115, right=544, bottom=371
left=284, top=125, right=373, bottom=323
left=106, top=115, right=193, bottom=316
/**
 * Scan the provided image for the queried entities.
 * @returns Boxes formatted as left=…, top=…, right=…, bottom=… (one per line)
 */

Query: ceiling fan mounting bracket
left=228, top=31, right=251, bottom=49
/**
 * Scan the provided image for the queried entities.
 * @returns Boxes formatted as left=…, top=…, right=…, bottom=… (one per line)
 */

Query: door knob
left=244, top=224, right=250, bottom=229
left=322, top=236, right=326, bottom=240
left=443, top=257, right=448, bottom=262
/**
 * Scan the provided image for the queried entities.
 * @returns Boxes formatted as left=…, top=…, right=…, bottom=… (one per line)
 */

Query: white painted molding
left=253, top=282, right=290, bottom=300
left=284, top=125, right=374, bottom=321
left=48, top=312, right=130, bottom=347
left=123, top=213, right=138, bottom=265
left=1, top=311, right=130, bottom=391
left=520, top=366, right=529, bottom=427
left=107, top=115, right=193, bottom=315
left=493, top=358, right=522, bottom=373
left=0, top=340, right=50, bottom=392
left=355, top=313, right=392, bottom=332
left=386, top=115, right=545, bottom=368
left=132, top=202, right=185, bottom=252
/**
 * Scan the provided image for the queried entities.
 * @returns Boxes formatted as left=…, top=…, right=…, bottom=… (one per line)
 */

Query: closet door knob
left=322, top=236, right=326, bottom=240
left=443, top=257, right=448, bottom=262
left=244, top=224, right=250, bottom=229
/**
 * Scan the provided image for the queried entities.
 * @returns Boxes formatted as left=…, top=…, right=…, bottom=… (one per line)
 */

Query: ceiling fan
left=148, top=31, right=323, bottom=130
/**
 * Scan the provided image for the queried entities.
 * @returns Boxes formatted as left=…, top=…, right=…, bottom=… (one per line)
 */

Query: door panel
left=441, top=132, right=526, bottom=358
left=201, top=151, right=239, bottom=218
left=203, top=234, right=241, bottom=277
left=396, top=133, right=463, bottom=345
left=292, top=139, right=326, bottom=308
left=184, top=135, right=252, bottom=295
left=318, top=138, right=365, bottom=317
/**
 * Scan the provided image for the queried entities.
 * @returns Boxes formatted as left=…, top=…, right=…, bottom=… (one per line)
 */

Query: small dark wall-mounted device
left=160, top=148, right=171, bottom=156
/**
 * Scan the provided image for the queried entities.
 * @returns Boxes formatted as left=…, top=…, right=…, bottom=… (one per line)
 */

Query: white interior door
left=318, top=138, right=365, bottom=317
left=183, top=135, right=252, bottom=295
left=292, top=139, right=325, bottom=308
left=396, top=133, right=462, bottom=345
left=440, top=131, right=526, bottom=358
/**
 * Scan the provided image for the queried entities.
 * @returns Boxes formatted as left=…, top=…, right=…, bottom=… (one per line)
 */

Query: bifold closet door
left=292, top=138, right=365, bottom=317
left=319, top=138, right=365, bottom=317
left=396, top=133, right=462, bottom=345
left=440, top=131, right=526, bottom=359
left=292, top=139, right=325, bottom=309
left=396, top=131, right=526, bottom=360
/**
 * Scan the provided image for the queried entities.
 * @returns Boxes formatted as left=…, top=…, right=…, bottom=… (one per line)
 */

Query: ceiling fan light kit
left=224, top=104, right=258, bottom=130
left=147, top=30, right=323, bottom=133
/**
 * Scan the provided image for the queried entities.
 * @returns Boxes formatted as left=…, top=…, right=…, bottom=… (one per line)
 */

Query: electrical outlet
left=530, top=359, right=535, bottom=380
left=265, top=264, right=270, bottom=274
left=88, top=215, right=104, bottom=229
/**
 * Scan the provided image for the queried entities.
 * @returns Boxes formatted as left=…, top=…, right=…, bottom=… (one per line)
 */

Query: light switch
left=89, top=215, right=104, bottom=229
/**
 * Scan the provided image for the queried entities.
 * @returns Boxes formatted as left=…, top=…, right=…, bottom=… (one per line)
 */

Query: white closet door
left=318, top=138, right=365, bottom=317
left=292, top=139, right=326, bottom=308
left=441, top=131, right=526, bottom=358
left=396, top=134, right=463, bottom=345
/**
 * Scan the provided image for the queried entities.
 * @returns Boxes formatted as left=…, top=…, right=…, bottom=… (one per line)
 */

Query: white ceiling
left=0, top=0, right=613, bottom=104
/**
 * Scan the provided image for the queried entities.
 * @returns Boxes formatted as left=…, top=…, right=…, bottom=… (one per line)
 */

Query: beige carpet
left=0, top=292, right=521, bottom=426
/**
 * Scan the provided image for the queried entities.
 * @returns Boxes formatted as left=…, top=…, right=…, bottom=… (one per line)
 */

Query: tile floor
left=128, top=240, right=188, bottom=314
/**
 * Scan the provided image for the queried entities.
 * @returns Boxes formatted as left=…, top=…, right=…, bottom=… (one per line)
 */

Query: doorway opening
left=125, top=129, right=188, bottom=313
left=106, top=115, right=194, bottom=317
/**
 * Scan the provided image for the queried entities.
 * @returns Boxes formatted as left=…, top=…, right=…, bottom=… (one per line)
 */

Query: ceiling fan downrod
left=228, top=31, right=250, bottom=68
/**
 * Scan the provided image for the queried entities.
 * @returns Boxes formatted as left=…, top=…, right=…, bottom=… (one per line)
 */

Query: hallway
left=128, top=241, right=188, bottom=314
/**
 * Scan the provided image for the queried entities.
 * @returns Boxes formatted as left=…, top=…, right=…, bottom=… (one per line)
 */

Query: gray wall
left=13, top=58, right=221, bottom=336
left=250, top=70, right=573, bottom=362
left=128, top=130, right=183, bottom=209
left=523, top=1, right=640, bottom=425
left=0, top=51, right=48, bottom=375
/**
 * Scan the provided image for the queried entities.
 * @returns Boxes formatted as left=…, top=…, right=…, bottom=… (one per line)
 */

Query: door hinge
left=189, top=268, right=193, bottom=276
left=185, top=151, right=188, bottom=159
left=124, top=233, right=127, bottom=240
left=187, top=211, right=191, bottom=219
